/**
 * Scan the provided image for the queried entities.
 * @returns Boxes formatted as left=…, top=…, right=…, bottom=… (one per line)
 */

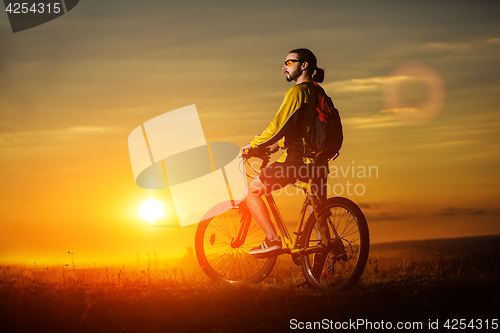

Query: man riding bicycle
left=242, top=48, right=330, bottom=257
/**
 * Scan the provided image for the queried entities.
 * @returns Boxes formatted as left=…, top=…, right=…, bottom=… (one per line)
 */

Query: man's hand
left=241, top=143, right=252, bottom=157
left=241, top=142, right=279, bottom=159
left=266, top=142, right=280, bottom=154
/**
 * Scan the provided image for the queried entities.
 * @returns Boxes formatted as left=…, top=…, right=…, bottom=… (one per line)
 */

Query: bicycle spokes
left=301, top=198, right=369, bottom=291
left=195, top=207, right=277, bottom=283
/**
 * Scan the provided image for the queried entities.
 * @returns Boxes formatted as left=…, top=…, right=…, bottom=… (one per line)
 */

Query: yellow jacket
left=250, top=83, right=317, bottom=163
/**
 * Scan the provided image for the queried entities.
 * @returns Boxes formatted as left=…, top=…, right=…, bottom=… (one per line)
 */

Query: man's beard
left=285, top=67, right=301, bottom=82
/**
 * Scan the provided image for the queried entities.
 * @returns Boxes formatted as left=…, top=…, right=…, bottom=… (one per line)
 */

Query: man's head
left=283, top=48, right=324, bottom=83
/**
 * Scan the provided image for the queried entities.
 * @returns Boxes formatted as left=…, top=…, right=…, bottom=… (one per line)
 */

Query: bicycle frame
left=230, top=178, right=335, bottom=257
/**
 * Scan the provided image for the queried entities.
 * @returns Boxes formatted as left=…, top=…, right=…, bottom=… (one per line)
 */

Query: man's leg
left=244, top=175, right=278, bottom=241
left=311, top=169, right=329, bottom=279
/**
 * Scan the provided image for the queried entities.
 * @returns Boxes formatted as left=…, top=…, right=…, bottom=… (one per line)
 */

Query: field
left=1, top=235, right=499, bottom=333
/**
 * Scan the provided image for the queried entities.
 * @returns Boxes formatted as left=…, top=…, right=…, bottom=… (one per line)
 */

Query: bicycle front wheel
left=195, top=206, right=277, bottom=284
left=300, top=197, right=369, bottom=291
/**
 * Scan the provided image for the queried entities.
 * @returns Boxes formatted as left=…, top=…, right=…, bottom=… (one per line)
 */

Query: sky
left=1, top=0, right=499, bottom=266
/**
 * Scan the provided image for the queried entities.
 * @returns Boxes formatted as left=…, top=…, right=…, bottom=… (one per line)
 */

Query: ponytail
left=313, top=67, right=325, bottom=83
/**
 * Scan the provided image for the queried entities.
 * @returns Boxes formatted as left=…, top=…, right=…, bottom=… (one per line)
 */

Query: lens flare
left=383, top=62, right=445, bottom=124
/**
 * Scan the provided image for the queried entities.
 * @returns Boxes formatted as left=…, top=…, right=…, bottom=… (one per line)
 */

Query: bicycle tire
left=195, top=205, right=277, bottom=284
left=300, top=197, right=369, bottom=291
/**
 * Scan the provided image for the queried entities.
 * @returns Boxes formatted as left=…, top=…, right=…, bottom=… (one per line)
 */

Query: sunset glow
left=138, top=198, right=165, bottom=224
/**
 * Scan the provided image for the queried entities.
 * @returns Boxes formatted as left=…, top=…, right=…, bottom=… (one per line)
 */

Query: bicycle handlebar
left=242, top=146, right=271, bottom=170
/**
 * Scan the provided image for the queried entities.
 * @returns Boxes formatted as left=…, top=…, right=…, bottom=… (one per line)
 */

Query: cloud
left=380, top=108, right=419, bottom=115
left=0, top=126, right=116, bottom=148
left=486, top=38, right=500, bottom=45
left=368, top=213, right=402, bottom=222
left=357, top=202, right=405, bottom=223
left=424, top=42, right=472, bottom=51
left=358, top=202, right=380, bottom=210
left=414, top=139, right=480, bottom=150
left=324, top=76, right=408, bottom=93
left=343, top=115, right=401, bottom=129
left=433, top=207, right=486, bottom=217
left=423, top=38, right=500, bottom=51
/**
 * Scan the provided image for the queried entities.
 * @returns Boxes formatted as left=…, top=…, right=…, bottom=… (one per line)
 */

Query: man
left=242, top=48, right=327, bottom=256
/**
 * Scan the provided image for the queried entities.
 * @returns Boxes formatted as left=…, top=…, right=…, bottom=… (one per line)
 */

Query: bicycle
left=194, top=148, right=370, bottom=291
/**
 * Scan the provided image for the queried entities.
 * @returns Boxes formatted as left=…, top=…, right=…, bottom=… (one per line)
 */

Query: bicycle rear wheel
left=300, top=197, right=369, bottom=291
left=195, top=205, right=277, bottom=284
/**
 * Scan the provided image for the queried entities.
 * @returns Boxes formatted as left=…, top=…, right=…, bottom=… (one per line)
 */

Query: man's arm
left=250, top=85, right=307, bottom=149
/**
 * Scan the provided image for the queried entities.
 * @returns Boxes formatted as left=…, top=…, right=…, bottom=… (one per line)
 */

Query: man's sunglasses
left=284, top=59, right=300, bottom=67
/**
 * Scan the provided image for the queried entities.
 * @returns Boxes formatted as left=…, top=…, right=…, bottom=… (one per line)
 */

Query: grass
left=1, top=236, right=499, bottom=332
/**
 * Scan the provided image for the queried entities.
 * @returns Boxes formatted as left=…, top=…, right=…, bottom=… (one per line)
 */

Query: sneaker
left=249, top=237, right=281, bottom=256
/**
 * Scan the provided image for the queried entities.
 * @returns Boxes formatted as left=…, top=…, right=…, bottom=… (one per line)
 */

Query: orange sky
left=1, top=1, right=499, bottom=266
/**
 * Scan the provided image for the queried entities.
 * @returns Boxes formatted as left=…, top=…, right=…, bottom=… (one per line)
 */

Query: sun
left=138, top=198, right=165, bottom=224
